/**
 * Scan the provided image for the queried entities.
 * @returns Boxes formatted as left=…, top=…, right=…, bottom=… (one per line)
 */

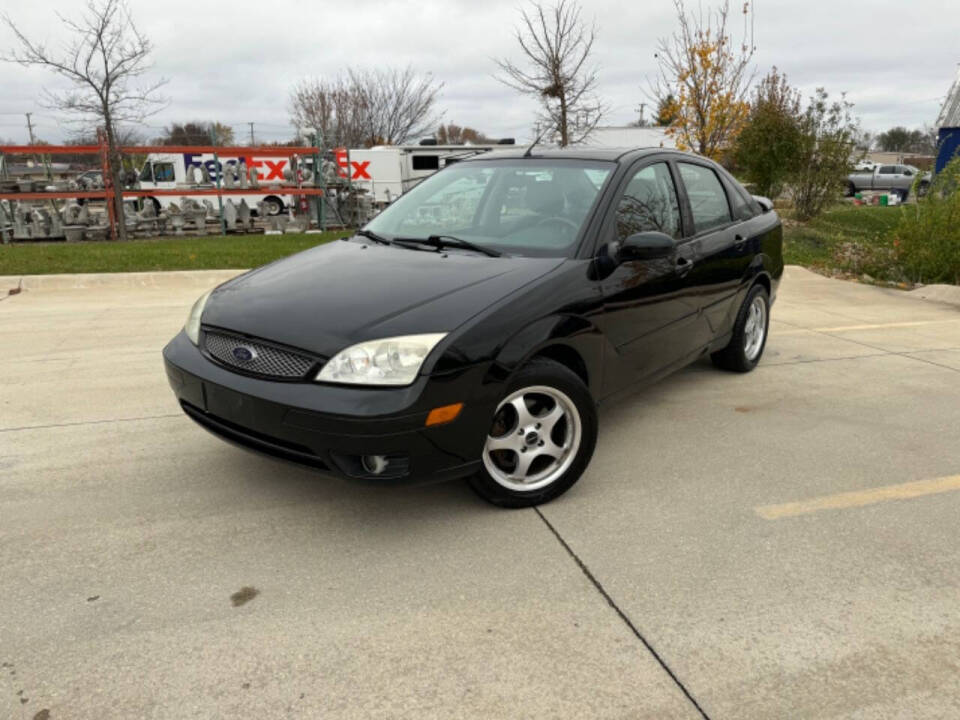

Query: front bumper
left=163, top=330, right=495, bottom=484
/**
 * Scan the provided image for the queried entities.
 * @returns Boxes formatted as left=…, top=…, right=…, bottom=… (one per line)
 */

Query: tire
left=711, top=284, right=770, bottom=373
left=468, top=358, right=598, bottom=508
left=263, top=196, right=284, bottom=216
left=845, top=182, right=857, bottom=197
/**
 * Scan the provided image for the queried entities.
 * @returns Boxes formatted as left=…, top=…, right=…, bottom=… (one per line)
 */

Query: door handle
left=675, top=256, right=693, bottom=277
left=734, top=233, right=747, bottom=249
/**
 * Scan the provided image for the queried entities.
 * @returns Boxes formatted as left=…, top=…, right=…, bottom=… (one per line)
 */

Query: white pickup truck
left=846, top=163, right=931, bottom=200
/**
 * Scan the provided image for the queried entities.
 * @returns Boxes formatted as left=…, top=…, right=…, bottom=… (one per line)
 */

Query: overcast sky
left=1, top=0, right=957, bottom=145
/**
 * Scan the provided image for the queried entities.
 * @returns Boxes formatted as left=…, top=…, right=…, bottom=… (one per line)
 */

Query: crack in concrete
left=0, top=413, right=182, bottom=433
left=534, top=507, right=711, bottom=720
left=773, top=320, right=960, bottom=374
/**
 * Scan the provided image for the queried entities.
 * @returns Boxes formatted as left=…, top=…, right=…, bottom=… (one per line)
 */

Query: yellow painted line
left=814, top=319, right=960, bottom=332
left=755, top=475, right=960, bottom=520
left=774, top=319, right=960, bottom=336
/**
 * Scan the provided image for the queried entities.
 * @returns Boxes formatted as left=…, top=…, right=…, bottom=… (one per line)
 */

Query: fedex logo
left=334, top=148, right=371, bottom=181
left=183, top=153, right=287, bottom=181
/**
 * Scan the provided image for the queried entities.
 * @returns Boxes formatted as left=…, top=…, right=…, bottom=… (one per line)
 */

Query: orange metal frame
left=0, top=141, right=324, bottom=240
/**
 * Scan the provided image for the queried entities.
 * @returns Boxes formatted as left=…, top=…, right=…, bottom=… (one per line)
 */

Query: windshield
left=364, top=159, right=614, bottom=257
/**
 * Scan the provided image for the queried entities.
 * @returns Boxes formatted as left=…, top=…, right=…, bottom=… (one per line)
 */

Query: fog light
left=361, top=454, right=389, bottom=475
left=426, top=402, right=463, bottom=427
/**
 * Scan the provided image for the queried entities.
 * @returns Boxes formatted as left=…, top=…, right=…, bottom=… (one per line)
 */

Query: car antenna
left=522, top=127, right=550, bottom=158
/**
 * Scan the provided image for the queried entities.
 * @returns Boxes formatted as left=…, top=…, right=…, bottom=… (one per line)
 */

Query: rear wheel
left=469, top=358, right=597, bottom=508
left=711, top=284, right=770, bottom=373
left=845, top=181, right=857, bottom=197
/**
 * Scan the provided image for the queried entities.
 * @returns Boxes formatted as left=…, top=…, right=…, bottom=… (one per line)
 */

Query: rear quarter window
left=678, top=163, right=732, bottom=233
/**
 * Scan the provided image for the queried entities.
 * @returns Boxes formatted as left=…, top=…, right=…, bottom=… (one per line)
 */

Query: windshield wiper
left=394, top=234, right=503, bottom=258
left=355, top=229, right=392, bottom=246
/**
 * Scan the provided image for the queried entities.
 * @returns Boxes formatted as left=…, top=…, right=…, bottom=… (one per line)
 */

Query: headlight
left=184, top=290, right=212, bottom=345
left=316, top=333, right=447, bottom=386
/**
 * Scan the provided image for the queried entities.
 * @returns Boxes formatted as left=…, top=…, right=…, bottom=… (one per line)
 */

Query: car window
left=615, top=162, right=681, bottom=240
left=879, top=165, right=896, bottom=174
left=138, top=164, right=153, bottom=182
left=154, top=162, right=175, bottom=182
left=365, top=160, right=613, bottom=258
left=729, top=184, right=759, bottom=221
left=394, top=171, right=491, bottom=232
left=678, top=163, right=732, bottom=233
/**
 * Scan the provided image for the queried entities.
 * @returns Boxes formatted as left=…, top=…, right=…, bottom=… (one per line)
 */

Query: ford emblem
left=232, top=345, right=257, bottom=363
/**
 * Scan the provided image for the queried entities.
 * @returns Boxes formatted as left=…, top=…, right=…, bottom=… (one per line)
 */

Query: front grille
left=203, top=329, right=318, bottom=379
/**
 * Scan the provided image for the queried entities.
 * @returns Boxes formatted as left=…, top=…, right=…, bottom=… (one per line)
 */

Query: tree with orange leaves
left=650, top=1, right=755, bottom=162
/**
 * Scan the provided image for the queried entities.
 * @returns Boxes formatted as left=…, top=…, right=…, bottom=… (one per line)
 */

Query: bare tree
left=436, top=123, right=493, bottom=144
left=290, top=76, right=365, bottom=148
left=161, top=121, right=235, bottom=146
left=495, top=0, right=603, bottom=146
left=650, top=0, right=755, bottom=161
left=3, top=0, right=166, bottom=240
left=353, top=68, right=443, bottom=146
left=290, top=67, right=442, bottom=148
left=67, top=126, right=145, bottom=173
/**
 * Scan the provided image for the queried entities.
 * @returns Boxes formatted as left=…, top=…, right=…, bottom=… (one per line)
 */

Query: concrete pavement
left=2, top=266, right=959, bottom=718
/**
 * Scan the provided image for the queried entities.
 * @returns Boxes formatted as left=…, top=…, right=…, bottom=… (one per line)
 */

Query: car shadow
left=202, top=358, right=718, bottom=521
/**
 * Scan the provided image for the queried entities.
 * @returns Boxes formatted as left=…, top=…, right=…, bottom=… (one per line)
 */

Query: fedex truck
left=136, top=140, right=514, bottom=217
left=136, top=151, right=300, bottom=216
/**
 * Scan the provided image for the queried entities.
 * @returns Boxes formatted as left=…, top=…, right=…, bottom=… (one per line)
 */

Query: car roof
left=463, top=146, right=694, bottom=164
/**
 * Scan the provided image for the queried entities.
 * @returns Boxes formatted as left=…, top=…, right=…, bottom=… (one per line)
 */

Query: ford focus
left=163, top=147, right=783, bottom=507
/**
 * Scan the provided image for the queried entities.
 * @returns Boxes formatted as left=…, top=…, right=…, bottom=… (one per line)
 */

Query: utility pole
left=248, top=122, right=255, bottom=145
left=26, top=112, right=53, bottom=185
left=25, top=112, right=36, bottom=144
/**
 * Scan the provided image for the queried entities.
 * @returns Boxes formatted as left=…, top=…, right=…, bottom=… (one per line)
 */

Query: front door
left=594, top=160, right=701, bottom=389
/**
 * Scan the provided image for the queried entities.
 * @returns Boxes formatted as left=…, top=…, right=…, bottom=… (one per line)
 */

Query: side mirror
left=903, top=169, right=913, bottom=177
left=618, top=231, right=676, bottom=262
left=752, top=195, right=773, bottom=213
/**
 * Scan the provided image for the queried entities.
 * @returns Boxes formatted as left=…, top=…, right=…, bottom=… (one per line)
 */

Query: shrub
left=734, top=67, right=803, bottom=199
left=788, top=89, right=860, bottom=221
left=891, top=157, right=960, bottom=284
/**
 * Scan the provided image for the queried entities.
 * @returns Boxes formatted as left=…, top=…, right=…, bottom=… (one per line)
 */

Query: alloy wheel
left=483, top=385, right=582, bottom=492
left=743, top=295, right=768, bottom=361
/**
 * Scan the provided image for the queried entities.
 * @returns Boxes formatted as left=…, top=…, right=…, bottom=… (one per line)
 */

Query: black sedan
left=163, top=147, right=783, bottom=507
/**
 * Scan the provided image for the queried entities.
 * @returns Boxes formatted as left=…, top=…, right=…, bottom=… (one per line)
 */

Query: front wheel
left=711, top=284, right=770, bottom=373
left=468, top=358, right=597, bottom=508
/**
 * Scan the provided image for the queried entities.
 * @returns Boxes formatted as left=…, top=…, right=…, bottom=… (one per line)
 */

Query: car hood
left=201, top=239, right=565, bottom=357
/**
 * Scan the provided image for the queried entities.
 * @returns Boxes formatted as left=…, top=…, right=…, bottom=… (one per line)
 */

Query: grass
left=782, top=205, right=905, bottom=280
left=0, top=206, right=916, bottom=282
left=0, top=231, right=349, bottom=276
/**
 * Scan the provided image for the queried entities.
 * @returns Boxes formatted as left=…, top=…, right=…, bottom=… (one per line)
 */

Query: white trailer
left=335, top=142, right=515, bottom=205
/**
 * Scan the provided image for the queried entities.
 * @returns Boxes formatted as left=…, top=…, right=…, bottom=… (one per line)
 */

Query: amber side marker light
left=426, top=403, right=464, bottom=427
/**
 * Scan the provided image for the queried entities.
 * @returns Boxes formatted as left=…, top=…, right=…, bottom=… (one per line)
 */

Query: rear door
left=674, top=161, right=754, bottom=346
left=593, top=159, right=701, bottom=384
left=876, top=165, right=898, bottom=190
